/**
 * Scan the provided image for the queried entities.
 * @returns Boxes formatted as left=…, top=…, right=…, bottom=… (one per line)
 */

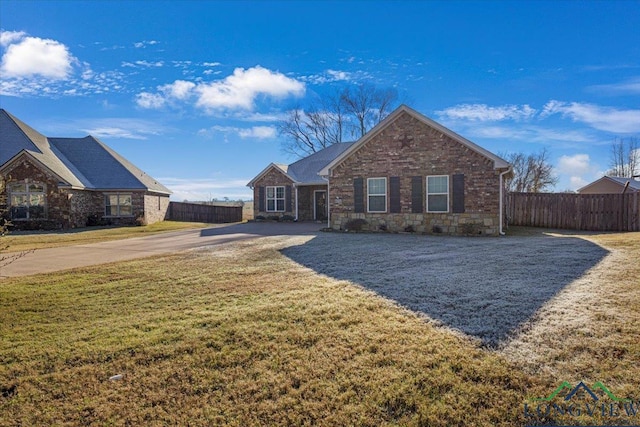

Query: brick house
left=0, top=109, right=171, bottom=229
left=248, top=105, right=511, bottom=235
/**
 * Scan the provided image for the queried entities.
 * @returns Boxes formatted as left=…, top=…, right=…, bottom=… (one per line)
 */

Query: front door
left=314, top=191, right=327, bottom=221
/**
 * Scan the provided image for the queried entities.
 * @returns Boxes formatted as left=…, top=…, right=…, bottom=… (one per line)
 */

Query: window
left=427, top=175, right=449, bottom=212
left=9, top=181, right=46, bottom=220
left=367, top=177, right=387, bottom=212
left=105, top=193, right=132, bottom=216
left=266, top=186, right=285, bottom=212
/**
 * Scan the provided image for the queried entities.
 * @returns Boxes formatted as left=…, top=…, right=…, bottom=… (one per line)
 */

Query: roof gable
left=1, top=109, right=170, bottom=194
left=246, top=163, right=292, bottom=188
left=319, top=105, right=510, bottom=176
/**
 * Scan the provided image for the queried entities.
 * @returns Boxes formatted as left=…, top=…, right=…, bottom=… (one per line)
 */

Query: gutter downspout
left=499, top=168, right=511, bottom=236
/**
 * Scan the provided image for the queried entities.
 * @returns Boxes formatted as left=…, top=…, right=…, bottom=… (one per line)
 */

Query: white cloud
left=122, top=60, right=164, bottom=68
left=238, top=126, right=276, bottom=139
left=1, top=33, right=75, bottom=79
left=80, top=118, right=165, bottom=140
left=199, top=125, right=276, bottom=140
left=302, top=68, right=372, bottom=84
left=542, top=100, right=640, bottom=133
left=203, top=62, right=221, bottom=67
left=136, top=66, right=304, bottom=112
left=135, top=92, right=166, bottom=109
left=134, top=40, right=159, bottom=48
left=436, top=104, right=537, bottom=122
left=588, top=77, right=640, bottom=95
left=557, top=154, right=592, bottom=176
left=0, top=30, right=26, bottom=46
left=195, top=66, right=305, bottom=110
left=159, top=80, right=195, bottom=100
left=555, top=153, right=604, bottom=191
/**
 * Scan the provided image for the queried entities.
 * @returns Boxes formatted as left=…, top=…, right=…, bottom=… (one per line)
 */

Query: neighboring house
left=577, top=176, right=640, bottom=194
left=0, top=109, right=171, bottom=229
left=248, top=105, right=511, bottom=235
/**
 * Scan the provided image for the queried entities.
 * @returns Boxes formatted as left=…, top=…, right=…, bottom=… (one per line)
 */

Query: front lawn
left=2, top=220, right=217, bottom=253
left=1, top=231, right=638, bottom=426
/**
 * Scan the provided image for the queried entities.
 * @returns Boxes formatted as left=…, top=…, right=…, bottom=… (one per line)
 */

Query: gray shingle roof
left=608, top=176, right=640, bottom=190
left=287, top=142, right=355, bottom=184
left=1, top=109, right=170, bottom=194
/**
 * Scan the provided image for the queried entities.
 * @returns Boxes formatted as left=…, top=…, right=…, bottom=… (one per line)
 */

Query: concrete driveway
left=0, top=222, right=322, bottom=278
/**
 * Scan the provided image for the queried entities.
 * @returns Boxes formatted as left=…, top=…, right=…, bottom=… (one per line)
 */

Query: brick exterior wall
left=143, top=193, right=170, bottom=224
left=1, top=156, right=168, bottom=228
left=252, top=167, right=295, bottom=218
left=328, top=111, right=503, bottom=235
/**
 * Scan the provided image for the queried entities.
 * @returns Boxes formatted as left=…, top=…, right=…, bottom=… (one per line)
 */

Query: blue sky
left=1, top=0, right=639, bottom=200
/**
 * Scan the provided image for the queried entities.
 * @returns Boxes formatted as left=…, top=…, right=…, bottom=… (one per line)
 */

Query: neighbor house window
left=367, top=177, right=387, bottom=212
left=105, top=193, right=132, bottom=216
left=266, top=186, right=285, bottom=212
left=8, top=181, right=47, bottom=220
left=427, top=175, right=449, bottom=212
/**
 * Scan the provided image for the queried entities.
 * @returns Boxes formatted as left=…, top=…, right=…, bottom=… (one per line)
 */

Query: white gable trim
left=246, top=162, right=295, bottom=189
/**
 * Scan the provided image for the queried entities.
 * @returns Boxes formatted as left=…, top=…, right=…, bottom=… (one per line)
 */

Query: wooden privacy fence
left=168, top=202, right=242, bottom=223
left=508, top=192, right=640, bottom=231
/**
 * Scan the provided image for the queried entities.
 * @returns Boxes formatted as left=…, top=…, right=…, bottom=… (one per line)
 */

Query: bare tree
left=279, top=84, right=398, bottom=157
left=608, top=137, right=639, bottom=177
left=340, top=84, right=398, bottom=138
left=504, top=148, right=557, bottom=193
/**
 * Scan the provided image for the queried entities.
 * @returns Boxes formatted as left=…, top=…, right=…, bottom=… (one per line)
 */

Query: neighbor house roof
left=247, top=142, right=354, bottom=188
left=319, top=104, right=510, bottom=176
left=0, top=109, right=171, bottom=195
left=577, top=176, right=640, bottom=193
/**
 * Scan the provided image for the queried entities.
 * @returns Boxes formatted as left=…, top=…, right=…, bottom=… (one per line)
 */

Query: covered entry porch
left=295, top=184, right=327, bottom=222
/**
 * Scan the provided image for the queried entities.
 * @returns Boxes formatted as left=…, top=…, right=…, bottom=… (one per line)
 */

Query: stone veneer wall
left=66, top=189, right=103, bottom=227
left=328, top=112, right=503, bottom=236
left=252, top=168, right=295, bottom=218
left=143, top=193, right=170, bottom=225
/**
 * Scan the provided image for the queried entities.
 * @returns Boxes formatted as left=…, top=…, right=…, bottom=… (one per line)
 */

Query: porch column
left=294, top=184, right=298, bottom=221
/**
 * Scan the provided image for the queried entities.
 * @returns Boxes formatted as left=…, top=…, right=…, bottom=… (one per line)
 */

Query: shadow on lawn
left=281, top=232, right=609, bottom=348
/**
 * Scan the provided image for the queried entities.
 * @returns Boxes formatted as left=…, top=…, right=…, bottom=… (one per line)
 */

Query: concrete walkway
left=0, top=222, right=322, bottom=278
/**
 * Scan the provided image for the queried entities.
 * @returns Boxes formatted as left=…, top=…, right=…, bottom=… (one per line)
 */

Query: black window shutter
left=390, top=177, right=401, bottom=213
left=285, top=185, right=292, bottom=212
left=411, top=176, right=423, bottom=213
left=258, top=186, right=265, bottom=211
left=353, top=177, right=364, bottom=213
left=452, top=174, right=465, bottom=213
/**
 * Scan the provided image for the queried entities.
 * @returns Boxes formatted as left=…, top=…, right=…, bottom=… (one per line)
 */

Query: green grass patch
left=2, top=221, right=218, bottom=253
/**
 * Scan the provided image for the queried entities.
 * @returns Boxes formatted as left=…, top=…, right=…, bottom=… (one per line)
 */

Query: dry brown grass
left=0, top=236, right=542, bottom=426
left=1, top=230, right=638, bottom=426
left=501, top=231, right=640, bottom=395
